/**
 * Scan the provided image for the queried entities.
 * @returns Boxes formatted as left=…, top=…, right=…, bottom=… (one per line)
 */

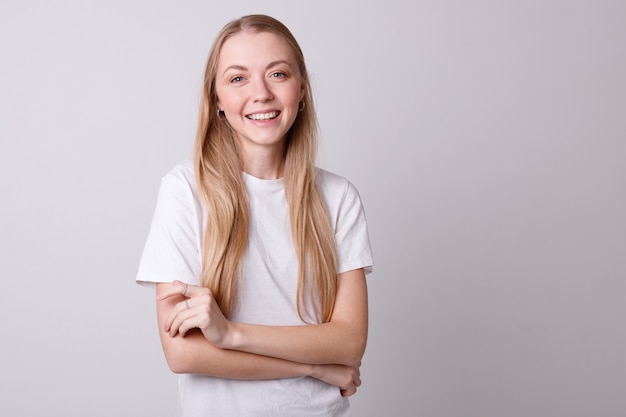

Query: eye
left=271, top=71, right=287, bottom=79
left=230, top=76, right=245, bottom=83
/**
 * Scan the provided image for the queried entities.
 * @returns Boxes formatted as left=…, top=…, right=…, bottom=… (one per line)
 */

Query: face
left=215, top=30, right=305, bottom=157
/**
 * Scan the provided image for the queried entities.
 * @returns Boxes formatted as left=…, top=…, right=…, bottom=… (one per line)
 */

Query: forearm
left=160, top=329, right=313, bottom=378
left=160, top=329, right=362, bottom=396
left=157, top=286, right=313, bottom=379
left=157, top=269, right=368, bottom=370
left=226, top=320, right=366, bottom=367
left=223, top=269, right=368, bottom=366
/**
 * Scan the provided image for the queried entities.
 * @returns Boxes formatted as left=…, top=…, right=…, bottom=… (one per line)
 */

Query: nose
left=251, top=78, right=273, bottom=102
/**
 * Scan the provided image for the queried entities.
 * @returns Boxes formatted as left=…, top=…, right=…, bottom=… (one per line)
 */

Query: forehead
left=217, top=30, right=297, bottom=70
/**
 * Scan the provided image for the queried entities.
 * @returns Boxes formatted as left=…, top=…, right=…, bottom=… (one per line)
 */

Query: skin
left=215, top=30, right=305, bottom=179
left=156, top=30, right=369, bottom=397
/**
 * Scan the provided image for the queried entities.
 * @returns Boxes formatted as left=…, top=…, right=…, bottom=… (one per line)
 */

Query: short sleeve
left=317, top=169, right=374, bottom=276
left=334, top=180, right=374, bottom=275
left=136, top=165, right=202, bottom=287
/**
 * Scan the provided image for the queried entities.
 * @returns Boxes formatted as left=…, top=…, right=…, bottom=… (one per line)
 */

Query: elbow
left=163, top=344, right=190, bottom=374
left=332, top=320, right=367, bottom=366
left=343, top=333, right=367, bottom=367
left=160, top=330, right=221, bottom=374
left=166, top=357, right=188, bottom=375
left=161, top=337, right=197, bottom=374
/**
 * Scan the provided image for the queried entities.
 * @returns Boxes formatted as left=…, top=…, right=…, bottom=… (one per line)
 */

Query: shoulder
left=316, top=167, right=350, bottom=194
left=162, top=159, right=195, bottom=185
left=316, top=167, right=361, bottom=200
left=315, top=167, right=365, bottom=215
left=155, top=160, right=201, bottom=212
left=159, top=160, right=197, bottom=196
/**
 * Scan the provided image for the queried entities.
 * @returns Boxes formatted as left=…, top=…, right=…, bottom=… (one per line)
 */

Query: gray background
left=1, top=1, right=624, bottom=416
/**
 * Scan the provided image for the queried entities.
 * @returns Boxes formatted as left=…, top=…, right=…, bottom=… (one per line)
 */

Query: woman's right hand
left=310, top=363, right=362, bottom=396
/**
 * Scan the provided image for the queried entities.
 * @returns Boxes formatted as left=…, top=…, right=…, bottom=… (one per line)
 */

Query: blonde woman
left=137, top=14, right=373, bottom=417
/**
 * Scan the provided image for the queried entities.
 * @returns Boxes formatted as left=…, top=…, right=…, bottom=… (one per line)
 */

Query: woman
left=137, top=14, right=373, bottom=416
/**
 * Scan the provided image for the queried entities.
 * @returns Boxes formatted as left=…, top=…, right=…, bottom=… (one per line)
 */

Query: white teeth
left=247, top=111, right=279, bottom=120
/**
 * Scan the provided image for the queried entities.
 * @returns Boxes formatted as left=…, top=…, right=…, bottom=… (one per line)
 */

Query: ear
left=299, top=80, right=306, bottom=101
left=213, top=91, right=221, bottom=109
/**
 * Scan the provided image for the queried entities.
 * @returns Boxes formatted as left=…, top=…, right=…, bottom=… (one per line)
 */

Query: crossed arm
left=155, top=268, right=368, bottom=395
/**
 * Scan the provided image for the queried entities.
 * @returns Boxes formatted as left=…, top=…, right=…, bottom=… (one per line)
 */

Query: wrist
left=222, top=321, right=241, bottom=350
left=306, top=363, right=318, bottom=378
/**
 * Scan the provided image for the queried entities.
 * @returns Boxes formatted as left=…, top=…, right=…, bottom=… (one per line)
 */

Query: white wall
left=1, top=1, right=624, bottom=416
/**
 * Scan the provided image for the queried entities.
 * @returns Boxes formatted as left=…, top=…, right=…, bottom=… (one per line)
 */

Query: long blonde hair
left=193, top=15, right=337, bottom=323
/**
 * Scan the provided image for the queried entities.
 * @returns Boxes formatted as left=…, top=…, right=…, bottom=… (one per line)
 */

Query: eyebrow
left=222, top=60, right=293, bottom=76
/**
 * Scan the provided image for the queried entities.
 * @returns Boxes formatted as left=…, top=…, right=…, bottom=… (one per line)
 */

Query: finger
left=158, top=281, right=206, bottom=301
left=157, top=281, right=187, bottom=301
left=164, top=298, right=194, bottom=333
left=167, top=300, right=196, bottom=336
left=164, top=291, right=217, bottom=334
left=340, top=387, right=356, bottom=397
left=177, top=313, right=200, bottom=337
left=178, top=282, right=210, bottom=297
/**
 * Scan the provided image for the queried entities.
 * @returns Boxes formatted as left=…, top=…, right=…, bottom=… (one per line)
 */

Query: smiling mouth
left=247, top=111, right=280, bottom=121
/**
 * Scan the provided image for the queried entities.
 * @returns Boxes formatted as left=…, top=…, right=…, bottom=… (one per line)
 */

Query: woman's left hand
left=157, top=280, right=232, bottom=347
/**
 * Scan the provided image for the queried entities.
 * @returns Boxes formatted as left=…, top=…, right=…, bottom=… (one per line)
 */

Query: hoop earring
left=298, top=101, right=305, bottom=112
left=217, top=108, right=225, bottom=117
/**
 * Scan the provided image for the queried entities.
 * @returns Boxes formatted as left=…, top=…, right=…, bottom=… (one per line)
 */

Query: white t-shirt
left=137, top=160, right=373, bottom=417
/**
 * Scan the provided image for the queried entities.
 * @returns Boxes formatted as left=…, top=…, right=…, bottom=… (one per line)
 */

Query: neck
left=240, top=144, right=285, bottom=180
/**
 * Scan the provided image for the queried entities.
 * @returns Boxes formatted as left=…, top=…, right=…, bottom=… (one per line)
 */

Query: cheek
left=216, top=95, right=233, bottom=111
left=215, top=87, right=243, bottom=111
left=284, top=86, right=303, bottom=107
